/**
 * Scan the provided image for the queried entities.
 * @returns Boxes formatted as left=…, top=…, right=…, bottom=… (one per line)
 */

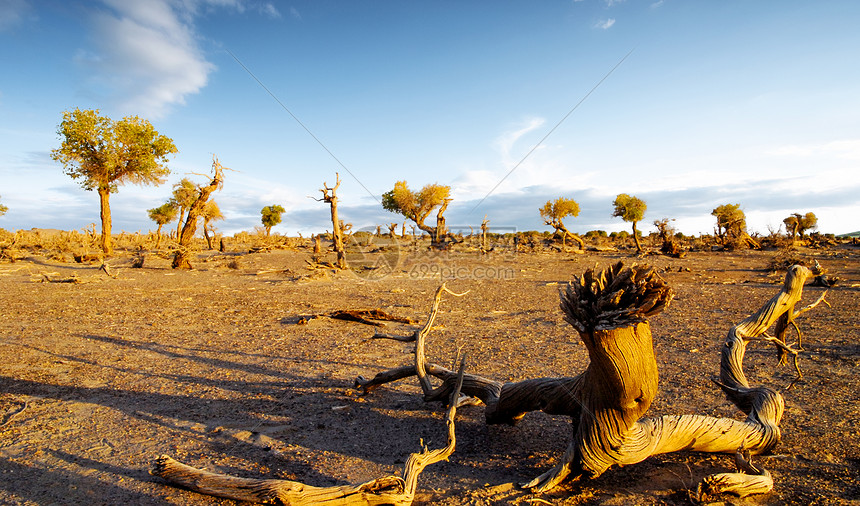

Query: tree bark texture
left=433, top=198, right=452, bottom=246
left=320, top=174, right=346, bottom=270
left=357, top=262, right=825, bottom=499
left=98, top=186, right=113, bottom=255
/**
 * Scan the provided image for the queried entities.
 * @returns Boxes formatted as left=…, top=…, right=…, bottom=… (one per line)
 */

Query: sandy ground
left=0, top=242, right=858, bottom=505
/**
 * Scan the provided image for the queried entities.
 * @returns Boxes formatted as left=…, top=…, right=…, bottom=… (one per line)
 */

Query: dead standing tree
left=357, top=262, right=828, bottom=499
left=172, top=157, right=225, bottom=269
left=314, top=173, right=347, bottom=269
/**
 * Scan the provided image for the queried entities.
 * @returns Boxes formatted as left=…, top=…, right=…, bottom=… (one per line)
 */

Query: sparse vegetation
left=539, top=197, right=584, bottom=250
left=51, top=108, right=178, bottom=255
left=712, top=203, right=760, bottom=249
left=612, top=193, right=647, bottom=253
left=147, top=202, right=178, bottom=249
left=784, top=212, right=818, bottom=242
left=382, top=181, right=452, bottom=246
left=260, top=204, right=285, bottom=237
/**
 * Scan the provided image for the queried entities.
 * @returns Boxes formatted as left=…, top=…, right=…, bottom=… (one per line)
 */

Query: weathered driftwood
left=357, top=262, right=827, bottom=499
left=151, top=359, right=467, bottom=505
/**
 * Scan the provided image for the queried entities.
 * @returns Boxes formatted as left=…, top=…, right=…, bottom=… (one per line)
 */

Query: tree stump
left=358, top=262, right=827, bottom=499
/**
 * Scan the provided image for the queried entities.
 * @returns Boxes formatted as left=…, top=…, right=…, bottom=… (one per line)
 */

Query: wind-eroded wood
left=357, top=262, right=826, bottom=499
left=172, top=157, right=225, bottom=270
left=151, top=360, right=467, bottom=505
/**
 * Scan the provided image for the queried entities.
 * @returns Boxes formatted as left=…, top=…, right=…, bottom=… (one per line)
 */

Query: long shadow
left=17, top=256, right=103, bottom=271
left=0, top=455, right=161, bottom=505
left=81, top=333, right=381, bottom=376
left=0, top=370, right=451, bottom=467
left=3, top=331, right=576, bottom=496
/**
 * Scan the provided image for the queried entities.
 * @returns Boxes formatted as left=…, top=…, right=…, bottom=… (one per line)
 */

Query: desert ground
left=0, top=238, right=858, bottom=505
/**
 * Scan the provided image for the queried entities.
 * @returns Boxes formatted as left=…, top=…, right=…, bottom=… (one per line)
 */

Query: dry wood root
left=151, top=359, right=467, bottom=505
left=356, top=262, right=827, bottom=500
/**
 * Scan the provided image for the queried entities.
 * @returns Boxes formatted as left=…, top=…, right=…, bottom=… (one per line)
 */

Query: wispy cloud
left=595, top=18, right=616, bottom=30
left=77, top=0, right=280, bottom=119
left=650, top=0, right=664, bottom=9
left=0, top=0, right=29, bottom=32
left=494, top=118, right=545, bottom=163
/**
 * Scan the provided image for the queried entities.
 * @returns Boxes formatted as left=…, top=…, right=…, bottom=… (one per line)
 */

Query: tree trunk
left=172, top=159, right=224, bottom=269
left=632, top=220, right=642, bottom=252
left=320, top=174, right=346, bottom=270
left=203, top=220, right=214, bottom=250
left=357, top=262, right=827, bottom=499
left=555, top=223, right=584, bottom=250
left=432, top=198, right=452, bottom=246
left=155, top=224, right=163, bottom=249
left=176, top=207, right=186, bottom=240
left=481, top=216, right=490, bottom=252
left=98, top=186, right=113, bottom=255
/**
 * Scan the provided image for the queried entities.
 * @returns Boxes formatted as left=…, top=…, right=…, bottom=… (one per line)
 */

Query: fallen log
left=152, top=358, right=467, bottom=505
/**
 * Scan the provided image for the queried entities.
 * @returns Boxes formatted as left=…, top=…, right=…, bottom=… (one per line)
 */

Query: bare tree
left=653, top=217, right=683, bottom=257
left=480, top=215, right=490, bottom=252
left=315, top=173, right=346, bottom=269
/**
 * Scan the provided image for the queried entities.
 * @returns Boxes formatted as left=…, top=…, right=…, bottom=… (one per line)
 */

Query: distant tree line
left=45, top=108, right=829, bottom=268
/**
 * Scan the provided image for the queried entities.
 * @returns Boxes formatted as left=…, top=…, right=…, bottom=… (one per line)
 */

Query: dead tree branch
left=151, top=359, right=467, bottom=505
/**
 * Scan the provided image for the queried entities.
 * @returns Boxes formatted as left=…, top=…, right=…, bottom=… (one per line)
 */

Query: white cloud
left=78, top=0, right=281, bottom=119
left=0, top=0, right=29, bottom=31
left=595, top=18, right=616, bottom=30
left=81, top=0, right=214, bottom=119
left=650, top=0, right=664, bottom=9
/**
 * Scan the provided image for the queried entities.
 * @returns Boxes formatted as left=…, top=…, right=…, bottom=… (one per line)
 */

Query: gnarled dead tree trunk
left=314, top=173, right=346, bottom=270
left=357, top=262, right=827, bottom=499
left=172, top=157, right=225, bottom=269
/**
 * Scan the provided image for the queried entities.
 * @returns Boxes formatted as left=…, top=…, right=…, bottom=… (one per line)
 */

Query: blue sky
left=1, top=0, right=858, bottom=237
